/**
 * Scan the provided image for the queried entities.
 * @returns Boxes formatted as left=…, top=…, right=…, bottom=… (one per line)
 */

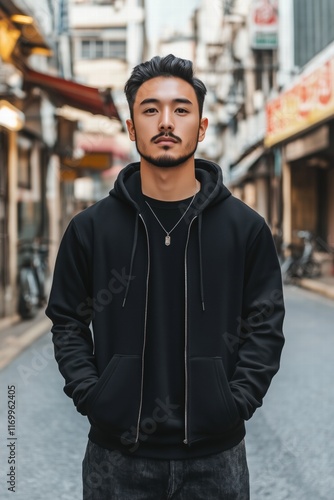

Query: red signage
left=253, top=0, right=278, bottom=25
left=250, top=0, right=278, bottom=49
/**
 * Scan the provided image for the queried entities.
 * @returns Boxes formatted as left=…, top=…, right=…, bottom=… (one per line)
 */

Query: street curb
left=299, top=278, right=334, bottom=301
left=0, top=314, right=21, bottom=331
left=0, top=318, right=51, bottom=371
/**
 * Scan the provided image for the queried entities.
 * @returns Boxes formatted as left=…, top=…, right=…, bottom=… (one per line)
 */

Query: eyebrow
left=139, top=98, right=193, bottom=106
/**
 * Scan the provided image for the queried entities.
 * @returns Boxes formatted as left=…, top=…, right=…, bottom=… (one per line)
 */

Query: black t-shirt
left=138, top=192, right=196, bottom=446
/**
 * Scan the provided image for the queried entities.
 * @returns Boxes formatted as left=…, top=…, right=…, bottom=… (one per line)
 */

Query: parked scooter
left=281, top=231, right=321, bottom=284
left=17, top=239, right=49, bottom=319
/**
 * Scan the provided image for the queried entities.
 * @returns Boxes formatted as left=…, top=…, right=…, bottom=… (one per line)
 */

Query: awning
left=228, top=147, right=264, bottom=185
left=75, top=131, right=130, bottom=159
left=22, top=67, right=121, bottom=120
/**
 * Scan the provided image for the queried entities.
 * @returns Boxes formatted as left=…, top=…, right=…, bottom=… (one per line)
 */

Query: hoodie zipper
left=135, top=214, right=150, bottom=443
left=183, top=216, right=198, bottom=445
left=135, top=213, right=197, bottom=445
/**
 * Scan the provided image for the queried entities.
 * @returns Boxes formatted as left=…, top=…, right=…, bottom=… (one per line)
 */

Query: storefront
left=0, top=0, right=52, bottom=318
left=0, top=1, right=123, bottom=320
left=266, top=49, right=334, bottom=252
left=0, top=101, right=25, bottom=317
left=227, top=146, right=277, bottom=228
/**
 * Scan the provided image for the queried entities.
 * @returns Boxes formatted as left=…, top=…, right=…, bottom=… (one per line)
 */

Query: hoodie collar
left=112, top=159, right=231, bottom=311
left=111, top=159, right=231, bottom=214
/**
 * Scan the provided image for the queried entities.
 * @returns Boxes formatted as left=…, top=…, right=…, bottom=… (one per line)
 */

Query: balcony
left=70, top=3, right=144, bottom=29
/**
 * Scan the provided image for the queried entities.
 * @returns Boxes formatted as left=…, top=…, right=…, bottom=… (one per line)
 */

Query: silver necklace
left=145, top=192, right=197, bottom=246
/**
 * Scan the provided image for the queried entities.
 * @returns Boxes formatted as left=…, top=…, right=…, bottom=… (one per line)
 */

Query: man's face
left=126, top=77, right=208, bottom=168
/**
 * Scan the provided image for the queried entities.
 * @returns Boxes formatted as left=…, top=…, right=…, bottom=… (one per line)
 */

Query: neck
left=140, top=159, right=199, bottom=201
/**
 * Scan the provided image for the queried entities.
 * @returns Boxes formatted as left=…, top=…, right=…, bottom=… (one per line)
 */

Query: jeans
left=82, top=439, right=249, bottom=499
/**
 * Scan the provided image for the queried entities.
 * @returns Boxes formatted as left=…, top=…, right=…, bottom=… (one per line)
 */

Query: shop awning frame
left=228, top=147, right=265, bottom=185
left=22, top=67, right=121, bottom=121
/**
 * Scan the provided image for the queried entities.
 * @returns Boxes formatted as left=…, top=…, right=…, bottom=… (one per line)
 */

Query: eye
left=144, top=108, right=158, bottom=114
left=175, top=108, right=189, bottom=114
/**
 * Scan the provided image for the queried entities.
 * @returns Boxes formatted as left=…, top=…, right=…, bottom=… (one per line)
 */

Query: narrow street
left=246, top=285, right=334, bottom=499
left=0, top=285, right=333, bottom=500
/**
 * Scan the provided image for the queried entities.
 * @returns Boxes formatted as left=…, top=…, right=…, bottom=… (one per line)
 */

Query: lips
left=154, top=136, right=178, bottom=144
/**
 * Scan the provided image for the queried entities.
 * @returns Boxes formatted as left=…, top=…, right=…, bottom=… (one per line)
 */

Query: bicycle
left=280, top=230, right=322, bottom=284
left=17, top=239, right=50, bottom=319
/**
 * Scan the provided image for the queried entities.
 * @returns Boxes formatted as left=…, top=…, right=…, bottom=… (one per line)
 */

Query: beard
left=135, top=143, right=198, bottom=168
left=133, top=126, right=200, bottom=168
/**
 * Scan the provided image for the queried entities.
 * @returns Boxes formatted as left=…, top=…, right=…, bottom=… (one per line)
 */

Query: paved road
left=246, top=285, right=334, bottom=499
left=0, top=285, right=333, bottom=499
left=0, top=329, right=89, bottom=500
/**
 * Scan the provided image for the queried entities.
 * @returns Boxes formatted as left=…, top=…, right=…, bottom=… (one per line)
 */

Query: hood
left=110, top=158, right=231, bottom=311
left=110, top=159, right=231, bottom=213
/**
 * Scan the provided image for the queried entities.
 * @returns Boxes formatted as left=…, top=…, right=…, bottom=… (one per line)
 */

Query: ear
left=126, top=119, right=136, bottom=142
left=198, top=117, right=208, bottom=142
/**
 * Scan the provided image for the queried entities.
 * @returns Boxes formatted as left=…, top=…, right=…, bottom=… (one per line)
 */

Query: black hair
left=124, top=54, right=207, bottom=118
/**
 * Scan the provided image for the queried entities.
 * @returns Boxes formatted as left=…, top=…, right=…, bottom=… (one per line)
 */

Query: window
left=95, top=40, right=104, bottom=59
left=223, top=0, right=234, bottom=15
left=253, top=50, right=275, bottom=94
left=81, top=40, right=91, bottom=59
left=81, top=39, right=126, bottom=60
left=58, top=0, right=69, bottom=33
left=106, top=40, right=126, bottom=59
left=294, top=0, right=334, bottom=67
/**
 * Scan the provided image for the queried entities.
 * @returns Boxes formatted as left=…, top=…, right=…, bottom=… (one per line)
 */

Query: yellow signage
left=62, top=153, right=111, bottom=170
left=265, top=57, right=334, bottom=146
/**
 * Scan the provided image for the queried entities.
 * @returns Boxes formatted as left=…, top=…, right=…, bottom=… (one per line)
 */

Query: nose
left=158, top=108, right=174, bottom=132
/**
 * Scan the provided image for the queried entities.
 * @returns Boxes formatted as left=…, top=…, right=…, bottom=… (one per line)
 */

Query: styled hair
left=124, top=54, right=207, bottom=118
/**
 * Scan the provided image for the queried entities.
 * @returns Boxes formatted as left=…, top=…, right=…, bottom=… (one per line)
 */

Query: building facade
left=0, top=0, right=56, bottom=318
left=266, top=0, right=334, bottom=261
left=64, top=0, right=146, bottom=214
left=191, top=0, right=279, bottom=230
left=191, top=0, right=334, bottom=271
left=0, top=0, right=125, bottom=320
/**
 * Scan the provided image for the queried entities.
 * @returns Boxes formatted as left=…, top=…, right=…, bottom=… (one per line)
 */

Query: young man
left=46, top=54, right=285, bottom=499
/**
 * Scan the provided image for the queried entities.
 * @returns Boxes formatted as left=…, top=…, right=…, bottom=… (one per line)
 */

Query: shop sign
left=0, top=100, right=25, bottom=131
left=265, top=58, right=334, bottom=147
left=250, top=0, right=278, bottom=49
left=0, top=20, right=20, bottom=61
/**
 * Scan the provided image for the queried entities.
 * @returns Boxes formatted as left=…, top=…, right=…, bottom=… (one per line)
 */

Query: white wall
left=277, top=0, right=295, bottom=89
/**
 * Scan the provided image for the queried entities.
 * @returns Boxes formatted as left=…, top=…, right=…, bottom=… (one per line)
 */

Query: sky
left=145, top=0, right=200, bottom=41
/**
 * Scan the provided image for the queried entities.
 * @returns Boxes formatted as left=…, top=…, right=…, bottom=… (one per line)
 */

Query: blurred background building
left=0, top=0, right=334, bottom=322
left=0, top=0, right=145, bottom=319
left=154, top=0, right=334, bottom=258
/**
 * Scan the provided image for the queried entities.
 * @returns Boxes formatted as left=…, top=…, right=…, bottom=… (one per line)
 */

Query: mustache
left=151, top=132, right=181, bottom=143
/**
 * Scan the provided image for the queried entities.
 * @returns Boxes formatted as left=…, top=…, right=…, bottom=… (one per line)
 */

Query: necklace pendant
left=165, top=235, right=171, bottom=246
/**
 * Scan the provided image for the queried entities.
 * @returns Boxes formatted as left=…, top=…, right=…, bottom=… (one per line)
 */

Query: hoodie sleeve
left=45, top=218, right=98, bottom=415
left=230, top=220, right=285, bottom=420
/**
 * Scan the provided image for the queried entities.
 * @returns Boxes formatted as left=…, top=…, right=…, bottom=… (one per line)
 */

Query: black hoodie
left=46, top=159, right=285, bottom=459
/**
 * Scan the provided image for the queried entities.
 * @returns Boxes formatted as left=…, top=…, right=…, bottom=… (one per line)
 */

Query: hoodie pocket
left=86, top=354, right=141, bottom=437
left=188, top=357, right=239, bottom=443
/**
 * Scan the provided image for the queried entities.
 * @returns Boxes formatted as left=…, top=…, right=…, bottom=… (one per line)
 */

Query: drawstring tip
left=122, top=297, right=127, bottom=308
left=202, top=301, right=205, bottom=312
